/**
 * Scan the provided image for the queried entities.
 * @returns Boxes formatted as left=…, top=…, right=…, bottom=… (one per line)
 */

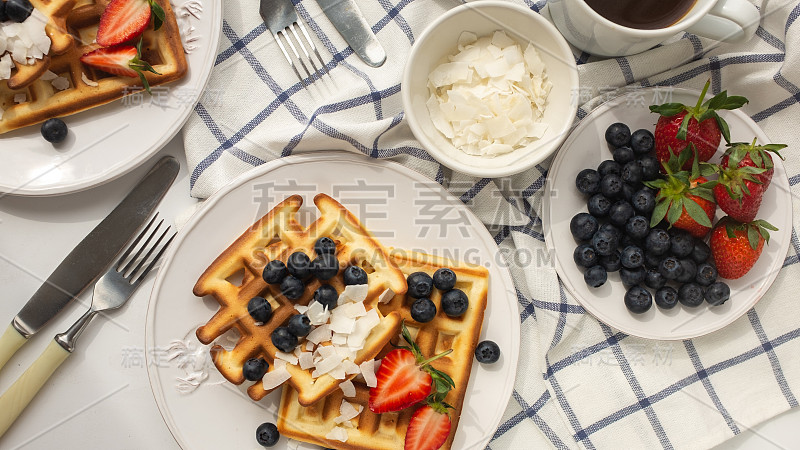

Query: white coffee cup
left=549, top=0, right=760, bottom=57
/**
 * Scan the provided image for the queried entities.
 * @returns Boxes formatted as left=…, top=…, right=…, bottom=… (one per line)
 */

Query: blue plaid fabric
left=182, top=0, right=800, bottom=448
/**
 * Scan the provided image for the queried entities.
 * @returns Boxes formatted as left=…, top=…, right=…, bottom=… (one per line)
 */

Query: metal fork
left=0, top=215, right=176, bottom=437
left=260, top=0, right=329, bottom=87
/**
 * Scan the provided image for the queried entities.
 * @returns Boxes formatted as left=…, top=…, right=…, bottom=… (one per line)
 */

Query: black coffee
left=585, top=0, right=697, bottom=30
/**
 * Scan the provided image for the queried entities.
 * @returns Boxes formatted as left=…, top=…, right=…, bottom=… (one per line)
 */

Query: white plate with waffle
left=0, top=0, right=221, bottom=196
left=144, top=153, right=520, bottom=450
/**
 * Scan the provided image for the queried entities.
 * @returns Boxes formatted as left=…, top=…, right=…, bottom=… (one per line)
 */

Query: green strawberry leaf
left=717, top=95, right=749, bottom=110
left=747, top=225, right=760, bottom=250
left=677, top=112, right=692, bottom=141
left=700, top=163, right=719, bottom=177
left=651, top=199, right=670, bottom=227
left=149, top=0, right=166, bottom=31
left=649, top=103, right=686, bottom=117
left=683, top=197, right=712, bottom=227
left=715, top=115, right=732, bottom=143
left=751, top=149, right=763, bottom=168
left=705, top=90, right=729, bottom=110
left=696, top=109, right=717, bottom=123
left=667, top=198, right=683, bottom=224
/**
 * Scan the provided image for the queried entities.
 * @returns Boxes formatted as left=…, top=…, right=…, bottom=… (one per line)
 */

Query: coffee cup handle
left=685, top=0, right=760, bottom=43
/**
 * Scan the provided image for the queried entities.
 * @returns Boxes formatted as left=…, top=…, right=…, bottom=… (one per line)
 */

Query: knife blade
left=0, top=156, right=179, bottom=371
left=316, top=0, right=386, bottom=67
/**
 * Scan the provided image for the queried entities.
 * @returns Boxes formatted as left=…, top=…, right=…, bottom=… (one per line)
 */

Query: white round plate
left=0, top=1, right=222, bottom=196
left=145, top=153, right=520, bottom=449
left=543, top=88, right=792, bottom=341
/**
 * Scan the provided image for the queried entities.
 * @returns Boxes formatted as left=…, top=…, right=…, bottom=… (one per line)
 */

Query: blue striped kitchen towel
left=182, top=0, right=800, bottom=448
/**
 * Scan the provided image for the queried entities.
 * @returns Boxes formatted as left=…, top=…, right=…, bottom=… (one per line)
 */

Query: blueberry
left=311, top=253, right=339, bottom=280
left=625, top=215, right=650, bottom=240
left=695, top=263, right=717, bottom=287
left=280, top=275, right=305, bottom=300
left=600, top=174, right=623, bottom=198
left=262, top=260, right=289, bottom=285
left=645, top=229, right=671, bottom=255
left=631, top=189, right=656, bottom=214
left=621, top=161, right=643, bottom=184
left=271, top=327, right=298, bottom=353
left=256, top=422, right=280, bottom=447
left=655, top=286, right=679, bottom=309
left=705, top=282, right=730, bottom=306
left=287, top=314, right=312, bottom=337
left=601, top=251, right=622, bottom=272
left=620, top=246, right=644, bottom=269
left=658, top=256, right=683, bottom=280
left=0, top=2, right=6, bottom=21
left=410, top=298, right=436, bottom=323
left=638, top=155, right=660, bottom=181
left=573, top=244, right=598, bottom=267
left=407, top=271, right=434, bottom=298
left=314, top=237, right=336, bottom=255
left=243, top=358, right=268, bottom=381
left=590, top=229, right=618, bottom=257
left=584, top=265, right=607, bottom=288
left=620, top=182, right=638, bottom=201
left=605, top=122, right=631, bottom=148
left=676, top=259, right=697, bottom=284
left=669, top=229, right=694, bottom=258
left=597, top=160, right=621, bottom=177
left=474, top=340, right=501, bottom=364
left=624, top=286, right=652, bottom=314
left=441, top=289, right=469, bottom=317
left=620, top=234, right=640, bottom=250
left=247, top=296, right=272, bottom=323
left=630, top=129, right=655, bottom=154
left=609, top=201, right=634, bottom=227
left=645, top=267, right=666, bottom=290
left=576, top=169, right=601, bottom=195
left=599, top=223, right=622, bottom=242
left=41, top=118, right=68, bottom=143
left=679, top=283, right=705, bottom=307
left=432, top=268, right=457, bottom=291
left=6, top=0, right=33, bottom=23
left=343, top=266, right=368, bottom=285
left=691, top=240, right=711, bottom=264
left=570, top=213, right=599, bottom=241
left=286, top=252, right=312, bottom=280
left=644, top=251, right=664, bottom=268
left=613, top=146, right=635, bottom=164
left=620, top=266, right=646, bottom=287
left=313, top=284, right=338, bottom=310
left=587, top=193, right=612, bottom=217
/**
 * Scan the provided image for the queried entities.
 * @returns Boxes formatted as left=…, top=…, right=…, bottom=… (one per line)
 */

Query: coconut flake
left=51, top=76, right=70, bottom=91
left=325, top=426, right=348, bottom=442
left=307, top=324, right=332, bottom=344
left=339, top=301, right=367, bottom=319
left=360, top=360, right=378, bottom=387
left=339, top=380, right=356, bottom=397
left=329, top=313, right=356, bottom=335
left=13, top=93, right=26, bottom=103
left=348, top=309, right=380, bottom=349
left=378, top=288, right=395, bottom=304
left=261, top=361, right=291, bottom=390
left=338, top=284, right=368, bottom=305
left=334, top=400, right=362, bottom=424
left=298, top=351, right=314, bottom=370
left=307, top=301, right=330, bottom=325
left=274, top=351, right=298, bottom=365
left=294, top=305, right=309, bottom=314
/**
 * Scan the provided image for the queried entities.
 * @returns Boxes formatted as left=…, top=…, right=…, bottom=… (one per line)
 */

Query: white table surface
left=0, top=136, right=798, bottom=449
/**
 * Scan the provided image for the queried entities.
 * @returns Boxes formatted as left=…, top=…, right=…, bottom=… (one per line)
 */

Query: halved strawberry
left=96, top=0, right=166, bottom=47
left=405, top=403, right=452, bottom=450
left=369, top=324, right=454, bottom=414
left=80, top=40, right=160, bottom=93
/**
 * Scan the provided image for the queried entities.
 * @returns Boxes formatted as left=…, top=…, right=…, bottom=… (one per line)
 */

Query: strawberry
left=650, top=79, right=748, bottom=167
left=369, top=323, right=454, bottom=414
left=96, top=0, right=166, bottom=47
left=710, top=217, right=778, bottom=279
left=80, top=40, right=160, bottom=93
left=721, top=138, right=787, bottom=190
left=712, top=163, right=768, bottom=222
left=405, top=402, right=452, bottom=450
left=645, top=146, right=717, bottom=238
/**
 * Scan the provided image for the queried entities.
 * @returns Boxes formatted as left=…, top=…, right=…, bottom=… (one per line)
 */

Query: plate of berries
left=543, top=85, right=792, bottom=340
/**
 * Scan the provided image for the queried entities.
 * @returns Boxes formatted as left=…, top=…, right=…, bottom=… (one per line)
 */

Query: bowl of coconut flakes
left=402, top=1, right=578, bottom=178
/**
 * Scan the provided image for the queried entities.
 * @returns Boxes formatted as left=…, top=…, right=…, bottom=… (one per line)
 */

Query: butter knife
left=0, top=156, right=179, bottom=372
left=316, top=0, right=387, bottom=67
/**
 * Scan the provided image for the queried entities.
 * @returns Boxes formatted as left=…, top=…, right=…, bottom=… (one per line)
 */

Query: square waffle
left=277, top=251, right=490, bottom=450
left=0, top=0, right=188, bottom=134
left=193, top=194, right=409, bottom=406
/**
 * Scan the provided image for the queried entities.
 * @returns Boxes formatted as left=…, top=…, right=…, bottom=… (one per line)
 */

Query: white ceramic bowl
left=402, top=1, right=579, bottom=178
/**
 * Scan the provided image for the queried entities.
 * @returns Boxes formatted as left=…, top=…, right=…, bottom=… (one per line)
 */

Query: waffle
left=193, top=194, right=409, bottom=406
left=277, top=251, right=490, bottom=450
left=0, top=0, right=188, bottom=134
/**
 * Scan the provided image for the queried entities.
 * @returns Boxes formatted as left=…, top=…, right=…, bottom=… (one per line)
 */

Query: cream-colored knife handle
left=0, top=339, right=70, bottom=437
left=0, top=324, right=28, bottom=372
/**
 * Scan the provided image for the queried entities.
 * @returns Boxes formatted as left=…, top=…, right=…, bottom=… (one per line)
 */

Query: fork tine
left=281, top=27, right=314, bottom=83
left=121, top=219, right=164, bottom=275
left=289, top=23, right=322, bottom=81
left=116, top=214, right=158, bottom=271
left=129, top=226, right=172, bottom=284
left=133, top=231, right=176, bottom=284
left=295, top=20, right=328, bottom=78
left=274, top=31, right=307, bottom=88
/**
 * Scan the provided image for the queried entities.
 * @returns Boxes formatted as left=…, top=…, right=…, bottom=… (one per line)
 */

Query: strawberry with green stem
left=712, top=161, right=768, bottom=223
left=722, top=138, right=788, bottom=189
left=405, top=399, right=453, bottom=450
left=97, top=0, right=166, bottom=47
left=645, top=146, right=717, bottom=238
left=650, top=79, right=748, bottom=167
left=80, top=39, right=161, bottom=93
left=710, top=217, right=778, bottom=279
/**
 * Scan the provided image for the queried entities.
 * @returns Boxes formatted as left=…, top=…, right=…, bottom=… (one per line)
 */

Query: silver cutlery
left=0, top=215, right=176, bottom=437
left=316, top=0, right=386, bottom=67
left=0, top=156, right=179, bottom=372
